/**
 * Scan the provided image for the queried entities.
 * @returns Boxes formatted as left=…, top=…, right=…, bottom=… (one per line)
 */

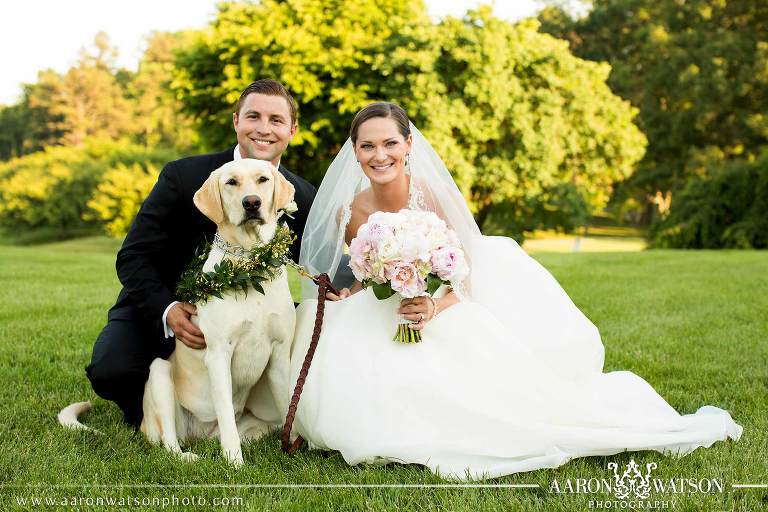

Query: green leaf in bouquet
left=427, top=273, right=445, bottom=295
left=371, top=282, right=396, bottom=300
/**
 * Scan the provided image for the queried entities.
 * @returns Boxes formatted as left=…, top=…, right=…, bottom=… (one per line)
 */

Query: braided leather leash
left=281, top=272, right=338, bottom=454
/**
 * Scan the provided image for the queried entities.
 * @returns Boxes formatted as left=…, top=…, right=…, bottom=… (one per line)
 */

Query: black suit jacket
left=110, top=146, right=316, bottom=329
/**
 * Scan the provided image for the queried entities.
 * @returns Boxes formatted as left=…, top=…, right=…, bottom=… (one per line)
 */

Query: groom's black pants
left=85, top=306, right=174, bottom=429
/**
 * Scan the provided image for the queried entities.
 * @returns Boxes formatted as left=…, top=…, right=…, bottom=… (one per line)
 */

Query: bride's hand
left=326, top=288, right=351, bottom=301
left=398, top=296, right=437, bottom=331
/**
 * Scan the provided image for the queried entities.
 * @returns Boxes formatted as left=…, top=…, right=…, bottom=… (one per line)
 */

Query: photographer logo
left=548, top=459, right=724, bottom=509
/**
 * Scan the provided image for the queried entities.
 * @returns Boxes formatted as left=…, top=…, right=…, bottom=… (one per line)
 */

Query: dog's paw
left=179, top=451, right=199, bottom=463
left=225, top=451, right=244, bottom=468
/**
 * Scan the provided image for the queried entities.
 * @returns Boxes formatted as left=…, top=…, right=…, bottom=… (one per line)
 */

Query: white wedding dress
left=288, top=234, right=741, bottom=480
left=288, top=125, right=742, bottom=480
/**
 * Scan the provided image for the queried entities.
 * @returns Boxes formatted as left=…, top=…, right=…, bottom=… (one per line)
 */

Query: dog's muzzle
left=242, top=195, right=263, bottom=223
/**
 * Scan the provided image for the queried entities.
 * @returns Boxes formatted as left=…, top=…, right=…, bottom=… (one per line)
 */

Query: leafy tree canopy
left=540, top=0, right=768, bottom=222
left=174, top=1, right=645, bottom=235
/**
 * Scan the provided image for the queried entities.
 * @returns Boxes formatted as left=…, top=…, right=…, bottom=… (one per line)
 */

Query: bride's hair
left=349, top=102, right=411, bottom=144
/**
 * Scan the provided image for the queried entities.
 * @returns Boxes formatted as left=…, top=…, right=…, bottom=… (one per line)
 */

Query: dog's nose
left=242, top=195, right=262, bottom=210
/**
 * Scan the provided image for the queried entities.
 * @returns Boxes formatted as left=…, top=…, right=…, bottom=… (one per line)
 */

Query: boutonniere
left=278, top=200, right=298, bottom=219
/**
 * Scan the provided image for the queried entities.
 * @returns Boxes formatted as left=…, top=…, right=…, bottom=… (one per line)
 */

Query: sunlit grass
left=522, top=234, right=646, bottom=253
left=0, top=237, right=765, bottom=511
left=522, top=219, right=648, bottom=253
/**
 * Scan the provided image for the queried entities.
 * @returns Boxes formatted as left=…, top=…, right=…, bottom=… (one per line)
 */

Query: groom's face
left=233, top=93, right=296, bottom=166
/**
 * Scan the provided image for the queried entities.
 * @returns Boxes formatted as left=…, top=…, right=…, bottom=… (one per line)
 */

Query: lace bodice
left=408, top=175, right=426, bottom=210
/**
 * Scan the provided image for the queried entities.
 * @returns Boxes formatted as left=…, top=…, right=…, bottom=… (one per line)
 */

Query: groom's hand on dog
left=168, top=302, right=206, bottom=349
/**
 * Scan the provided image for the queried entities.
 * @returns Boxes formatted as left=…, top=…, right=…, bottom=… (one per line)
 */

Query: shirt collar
left=234, top=144, right=280, bottom=169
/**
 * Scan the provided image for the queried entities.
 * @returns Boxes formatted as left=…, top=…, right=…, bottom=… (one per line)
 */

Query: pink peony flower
left=349, top=237, right=377, bottom=281
left=349, top=236, right=368, bottom=260
left=383, top=259, right=403, bottom=281
left=388, top=261, right=426, bottom=298
left=430, top=246, right=460, bottom=280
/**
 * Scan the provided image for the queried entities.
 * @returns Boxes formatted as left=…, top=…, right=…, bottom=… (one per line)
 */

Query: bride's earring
left=405, top=153, right=410, bottom=172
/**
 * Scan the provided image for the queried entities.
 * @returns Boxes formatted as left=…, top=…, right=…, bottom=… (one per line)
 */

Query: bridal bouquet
left=349, top=209, right=469, bottom=343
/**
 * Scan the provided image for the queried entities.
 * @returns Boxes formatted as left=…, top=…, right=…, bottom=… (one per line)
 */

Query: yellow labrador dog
left=60, top=159, right=297, bottom=467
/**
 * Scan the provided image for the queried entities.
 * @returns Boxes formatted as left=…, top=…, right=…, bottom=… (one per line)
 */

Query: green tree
left=172, top=0, right=429, bottom=184
left=1, top=31, right=201, bottom=161
left=174, top=1, right=644, bottom=237
left=541, top=0, right=768, bottom=223
left=0, top=77, right=68, bottom=160
left=0, top=103, right=28, bottom=160
left=380, top=9, right=646, bottom=235
left=23, top=33, right=135, bottom=148
left=128, top=31, right=200, bottom=150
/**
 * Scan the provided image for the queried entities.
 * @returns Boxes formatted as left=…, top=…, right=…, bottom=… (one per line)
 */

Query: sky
left=0, top=0, right=554, bottom=105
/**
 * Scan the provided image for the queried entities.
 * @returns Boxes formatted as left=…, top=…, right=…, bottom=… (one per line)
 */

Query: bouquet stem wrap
left=396, top=314, right=422, bottom=343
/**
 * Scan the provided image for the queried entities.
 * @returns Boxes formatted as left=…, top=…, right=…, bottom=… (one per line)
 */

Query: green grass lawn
left=0, top=237, right=766, bottom=511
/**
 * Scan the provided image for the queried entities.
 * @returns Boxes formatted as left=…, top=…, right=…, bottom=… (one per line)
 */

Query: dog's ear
left=193, top=170, right=224, bottom=224
left=271, top=166, right=296, bottom=216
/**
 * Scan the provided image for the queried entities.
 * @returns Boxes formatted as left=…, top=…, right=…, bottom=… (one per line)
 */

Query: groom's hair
left=350, top=102, right=411, bottom=144
left=235, top=79, right=297, bottom=126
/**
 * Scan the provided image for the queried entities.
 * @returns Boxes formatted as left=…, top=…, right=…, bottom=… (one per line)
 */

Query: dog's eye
left=258, top=176, right=270, bottom=184
left=226, top=178, right=238, bottom=186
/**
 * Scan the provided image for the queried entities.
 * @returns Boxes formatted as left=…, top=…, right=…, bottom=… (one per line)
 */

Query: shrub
left=85, top=162, right=161, bottom=238
left=650, top=153, right=768, bottom=249
left=0, top=140, right=176, bottom=240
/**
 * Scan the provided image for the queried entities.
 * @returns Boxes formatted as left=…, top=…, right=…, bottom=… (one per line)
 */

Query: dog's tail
left=58, top=401, right=100, bottom=434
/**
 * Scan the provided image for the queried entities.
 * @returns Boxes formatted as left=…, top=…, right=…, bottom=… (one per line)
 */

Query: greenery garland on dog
left=176, top=224, right=295, bottom=304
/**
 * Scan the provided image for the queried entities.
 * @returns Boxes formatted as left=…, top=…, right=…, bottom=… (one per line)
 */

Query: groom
left=85, top=79, right=316, bottom=428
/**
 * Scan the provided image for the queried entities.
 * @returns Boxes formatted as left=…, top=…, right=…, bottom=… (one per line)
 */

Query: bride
left=288, top=102, right=742, bottom=480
